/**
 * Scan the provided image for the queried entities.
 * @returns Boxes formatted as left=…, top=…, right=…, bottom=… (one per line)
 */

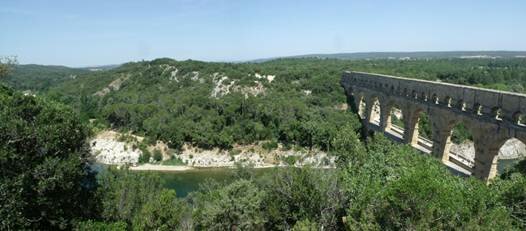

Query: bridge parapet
left=341, top=71, right=526, bottom=182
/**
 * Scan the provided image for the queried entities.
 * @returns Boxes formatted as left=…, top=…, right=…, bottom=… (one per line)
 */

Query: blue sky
left=1, top=0, right=525, bottom=67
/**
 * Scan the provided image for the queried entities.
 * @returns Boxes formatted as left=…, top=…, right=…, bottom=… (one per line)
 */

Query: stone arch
left=368, top=96, right=382, bottom=126
left=496, top=137, right=526, bottom=175
left=473, top=103, right=483, bottom=115
left=354, top=93, right=367, bottom=119
left=492, top=107, right=503, bottom=120
left=444, top=96, right=452, bottom=107
left=432, top=94, right=439, bottom=104
left=513, top=111, right=525, bottom=126
left=410, top=108, right=433, bottom=152
left=420, top=92, right=428, bottom=102
left=384, top=101, right=406, bottom=141
left=411, top=90, right=418, bottom=99
left=472, top=131, right=511, bottom=181
left=457, top=100, right=466, bottom=111
left=429, top=115, right=478, bottom=173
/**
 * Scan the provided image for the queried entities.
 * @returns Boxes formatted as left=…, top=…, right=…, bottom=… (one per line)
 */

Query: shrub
left=283, top=156, right=297, bottom=165
left=262, top=140, right=278, bottom=151
left=139, top=151, right=151, bottom=163
left=153, top=149, right=163, bottom=162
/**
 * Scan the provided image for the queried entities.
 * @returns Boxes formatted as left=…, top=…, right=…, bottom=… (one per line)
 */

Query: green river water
left=159, top=168, right=272, bottom=198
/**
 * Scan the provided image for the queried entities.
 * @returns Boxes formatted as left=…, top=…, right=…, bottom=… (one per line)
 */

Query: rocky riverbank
left=90, top=130, right=335, bottom=170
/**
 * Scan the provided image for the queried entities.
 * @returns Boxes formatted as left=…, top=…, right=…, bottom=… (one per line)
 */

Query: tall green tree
left=132, top=189, right=189, bottom=231
left=193, top=179, right=266, bottom=230
left=0, top=85, right=94, bottom=230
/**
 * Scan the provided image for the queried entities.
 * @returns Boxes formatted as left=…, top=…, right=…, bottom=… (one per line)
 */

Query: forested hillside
left=0, top=64, right=89, bottom=91
left=47, top=58, right=356, bottom=151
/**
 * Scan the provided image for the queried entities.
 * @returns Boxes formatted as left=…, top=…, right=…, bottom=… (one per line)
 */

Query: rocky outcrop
left=94, top=74, right=130, bottom=96
left=90, top=130, right=171, bottom=165
left=178, top=143, right=335, bottom=168
left=211, top=73, right=267, bottom=98
left=90, top=131, right=142, bottom=165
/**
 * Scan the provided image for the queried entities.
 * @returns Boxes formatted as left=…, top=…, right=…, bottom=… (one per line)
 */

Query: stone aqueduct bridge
left=341, top=71, right=526, bottom=181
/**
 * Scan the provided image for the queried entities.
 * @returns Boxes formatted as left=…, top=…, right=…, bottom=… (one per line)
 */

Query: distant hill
left=251, top=51, right=526, bottom=62
left=80, top=64, right=121, bottom=71
left=0, top=64, right=90, bottom=92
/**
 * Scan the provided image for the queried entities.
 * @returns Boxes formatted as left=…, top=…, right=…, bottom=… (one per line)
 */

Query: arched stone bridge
left=341, top=71, right=526, bottom=181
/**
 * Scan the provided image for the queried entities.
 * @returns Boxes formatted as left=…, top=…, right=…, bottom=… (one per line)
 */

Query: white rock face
left=191, top=71, right=200, bottom=81
left=93, top=74, right=130, bottom=97
left=235, top=81, right=265, bottom=98
left=177, top=143, right=335, bottom=168
left=210, top=73, right=266, bottom=98
left=211, top=74, right=235, bottom=98
left=89, top=132, right=335, bottom=168
left=266, top=75, right=276, bottom=83
left=90, top=131, right=141, bottom=165
left=254, top=73, right=276, bottom=83
left=170, top=69, right=179, bottom=82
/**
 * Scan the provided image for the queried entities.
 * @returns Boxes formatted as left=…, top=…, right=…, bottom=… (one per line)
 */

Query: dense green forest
left=1, top=64, right=89, bottom=91
left=2, top=58, right=526, bottom=230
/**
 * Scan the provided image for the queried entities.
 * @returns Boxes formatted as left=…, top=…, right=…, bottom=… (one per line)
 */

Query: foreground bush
left=0, top=85, right=93, bottom=230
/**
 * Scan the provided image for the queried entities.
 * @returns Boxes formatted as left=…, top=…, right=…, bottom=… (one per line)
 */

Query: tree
left=75, top=220, right=127, bottom=231
left=340, top=134, right=517, bottom=230
left=259, top=168, right=345, bottom=230
left=292, top=219, right=318, bottom=231
left=0, top=86, right=94, bottom=230
left=0, top=56, right=17, bottom=78
left=193, top=179, right=266, bottom=230
left=95, top=168, right=163, bottom=225
left=132, top=189, right=189, bottom=231
left=494, top=159, right=526, bottom=228
left=331, top=122, right=365, bottom=167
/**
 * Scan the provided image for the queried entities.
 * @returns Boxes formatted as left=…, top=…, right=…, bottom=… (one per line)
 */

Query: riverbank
left=91, top=130, right=336, bottom=170
left=129, top=163, right=336, bottom=172
left=129, top=164, right=195, bottom=171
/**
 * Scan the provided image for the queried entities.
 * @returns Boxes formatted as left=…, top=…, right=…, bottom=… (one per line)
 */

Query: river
left=158, top=159, right=522, bottom=198
left=159, top=168, right=272, bottom=198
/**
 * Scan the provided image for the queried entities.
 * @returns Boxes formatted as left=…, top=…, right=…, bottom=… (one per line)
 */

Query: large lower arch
left=383, top=102, right=406, bottom=141
left=447, top=122, right=476, bottom=173
left=353, top=93, right=366, bottom=119
left=368, top=97, right=381, bottom=126
left=497, top=138, right=526, bottom=174
left=471, top=127, right=511, bottom=181
left=409, top=109, right=434, bottom=153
